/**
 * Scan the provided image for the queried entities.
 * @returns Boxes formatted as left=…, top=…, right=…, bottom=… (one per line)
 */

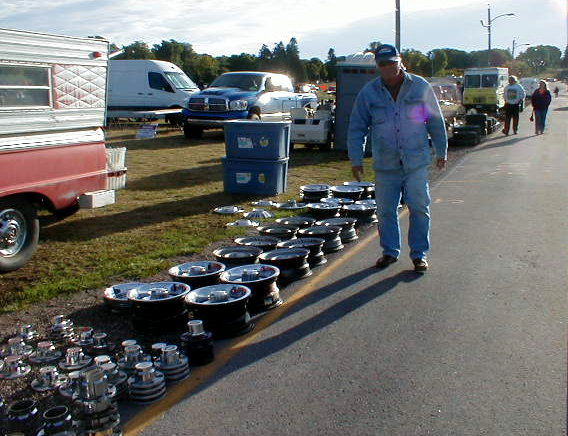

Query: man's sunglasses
left=377, top=60, right=398, bottom=67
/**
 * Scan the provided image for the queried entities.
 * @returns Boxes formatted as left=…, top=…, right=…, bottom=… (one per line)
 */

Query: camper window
left=148, top=72, right=174, bottom=93
left=0, top=65, right=51, bottom=108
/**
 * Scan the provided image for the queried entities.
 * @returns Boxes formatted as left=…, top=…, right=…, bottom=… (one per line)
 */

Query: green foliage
left=517, top=45, right=562, bottom=74
left=112, top=36, right=563, bottom=85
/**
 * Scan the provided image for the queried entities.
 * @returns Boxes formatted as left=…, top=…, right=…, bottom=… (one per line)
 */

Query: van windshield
left=164, top=72, right=198, bottom=90
left=464, top=75, right=480, bottom=88
left=209, top=74, right=263, bottom=91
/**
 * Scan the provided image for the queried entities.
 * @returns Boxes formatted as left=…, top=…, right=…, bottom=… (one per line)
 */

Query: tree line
left=108, top=37, right=567, bottom=86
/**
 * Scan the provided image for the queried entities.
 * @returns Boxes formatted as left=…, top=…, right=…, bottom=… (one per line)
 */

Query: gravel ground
left=0, top=140, right=475, bottom=428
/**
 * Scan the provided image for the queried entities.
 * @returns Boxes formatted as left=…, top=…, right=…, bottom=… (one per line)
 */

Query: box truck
left=0, top=28, right=118, bottom=272
left=107, top=59, right=199, bottom=120
left=462, top=67, right=508, bottom=114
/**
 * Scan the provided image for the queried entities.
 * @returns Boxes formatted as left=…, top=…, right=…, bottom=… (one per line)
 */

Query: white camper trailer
left=107, top=59, right=199, bottom=119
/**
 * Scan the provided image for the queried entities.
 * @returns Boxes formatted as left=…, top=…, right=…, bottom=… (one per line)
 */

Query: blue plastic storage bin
left=224, top=120, right=291, bottom=160
left=222, top=157, right=288, bottom=195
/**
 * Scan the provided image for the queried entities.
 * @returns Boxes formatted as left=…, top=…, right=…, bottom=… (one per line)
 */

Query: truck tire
left=247, top=112, right=260, bottom=121
left=183, top=122, right=203, bottom=139
left=0, top=198, right=40, bottom=273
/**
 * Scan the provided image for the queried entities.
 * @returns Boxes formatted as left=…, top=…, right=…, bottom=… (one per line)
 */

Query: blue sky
left=1, top=0, right=565, bottom=59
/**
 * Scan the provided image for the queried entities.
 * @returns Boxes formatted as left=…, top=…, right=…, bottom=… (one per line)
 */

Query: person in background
left=502, top=75, right=525, bottom=135
left=347, top=44, right=447, bottom=273
left=553, top=86, right=559, bottom=97
left=531, top=80, right=552, bottom=135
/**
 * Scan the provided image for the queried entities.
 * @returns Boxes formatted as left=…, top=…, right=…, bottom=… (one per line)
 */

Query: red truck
left=0, top=28, right=120, bottom=272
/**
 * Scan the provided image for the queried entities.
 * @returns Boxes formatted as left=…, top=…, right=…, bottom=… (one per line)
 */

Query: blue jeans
left=534, top=109, right=548, bottom=133
left=375, top=165, right=430, bottom=260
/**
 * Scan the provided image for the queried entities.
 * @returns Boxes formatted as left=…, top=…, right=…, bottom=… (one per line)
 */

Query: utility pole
left=480, top=4, right=514, bottom=66
left=511, top=39, right=530, bottom=58
left=395, top=0, right=401, bottom=51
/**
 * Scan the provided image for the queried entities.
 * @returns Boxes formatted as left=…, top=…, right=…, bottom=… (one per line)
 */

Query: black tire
left=0, top=198, right=40, bottom=273
left=247, top=112, right=260, bottom=121
left=183, top=122, right=203, bottom=139
left=318, top=132, right=333, bottom=151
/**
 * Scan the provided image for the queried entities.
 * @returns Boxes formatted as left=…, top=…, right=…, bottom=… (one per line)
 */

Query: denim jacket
left=347, top=72, right=447, bottom=171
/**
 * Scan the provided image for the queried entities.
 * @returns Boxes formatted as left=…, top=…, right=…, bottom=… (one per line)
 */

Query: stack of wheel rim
left=102, top=282, right=142, bottom=313
left=168, top=261, right=226, bottom=289
left=275, top=215, right=316, bottom=229
left=306, top=202, right=341, bottom=219
left=184, top=284, right=253, bottom=338
left=316, top=217, right=358, bottom=243
left=321, top=197, right=354, bottom=206
left=234, top=235, right=280, bottom=252
left=342, top=204, right=377, bottom=225
left=277, top=238, right=326, bottom=267
left=212, top=246, right=262, bottom=269
left=220, top=264, right=281, bottom=314
left=128, top=282, right=191, bottom=333
left=300, top=184, right=330, bottom=202
left=330, top=185, right=364, bottom=201
left=344, top=181, right=375, bottom=199
left=257, top=223, right=299, bottom=241
left=298, top=225, right=343, bottom=253
left=259, top=248, right=311, bottom=284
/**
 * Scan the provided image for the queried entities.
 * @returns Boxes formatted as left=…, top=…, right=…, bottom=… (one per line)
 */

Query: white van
left=107, top=59, right=199, bottom=118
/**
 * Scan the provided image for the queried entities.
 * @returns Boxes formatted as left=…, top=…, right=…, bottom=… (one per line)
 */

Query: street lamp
left=480, top=4, right=514, bottom=66
left=511, top=39, right=530, bottom=58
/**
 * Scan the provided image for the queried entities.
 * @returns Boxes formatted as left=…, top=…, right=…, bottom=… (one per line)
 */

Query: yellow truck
left=463, top=67, right=508, bottom=115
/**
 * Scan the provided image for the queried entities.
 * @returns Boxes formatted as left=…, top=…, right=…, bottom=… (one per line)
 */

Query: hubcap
left=0, top=208, right=27, bottom=257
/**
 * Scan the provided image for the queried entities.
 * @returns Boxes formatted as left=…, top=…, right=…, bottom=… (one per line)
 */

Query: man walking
left=347, top=44, right=447, bottom=273
left=502, top=75, right=526, bottom=135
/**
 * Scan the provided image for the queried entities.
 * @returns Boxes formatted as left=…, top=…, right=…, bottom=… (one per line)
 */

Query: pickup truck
left=180, top=71, right=318, bottom=138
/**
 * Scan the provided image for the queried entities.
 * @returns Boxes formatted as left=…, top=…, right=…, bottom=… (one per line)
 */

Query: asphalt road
left=126, top=91, right=567, bottom=435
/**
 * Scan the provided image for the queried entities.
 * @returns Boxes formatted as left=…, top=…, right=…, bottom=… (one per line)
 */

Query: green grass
left=0, top=124, right=373, bottom=312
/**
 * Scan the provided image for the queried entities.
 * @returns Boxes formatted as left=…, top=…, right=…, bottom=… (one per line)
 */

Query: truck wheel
left=183, top=122, right=203, bottom=139
left=247, top=113, right=260, bottom=121
left=0, top=198, right=40, bottom=273
left=318, top=132, right=333, bottom=151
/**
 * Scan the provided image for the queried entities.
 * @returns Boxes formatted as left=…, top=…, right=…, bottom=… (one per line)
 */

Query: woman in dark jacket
left=531, top=80, right=552, bottom=135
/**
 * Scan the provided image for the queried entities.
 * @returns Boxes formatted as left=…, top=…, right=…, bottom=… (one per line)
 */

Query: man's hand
left=436, top=158, right=447, bottom=170
left=352, top=166, right=364, bottom=181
